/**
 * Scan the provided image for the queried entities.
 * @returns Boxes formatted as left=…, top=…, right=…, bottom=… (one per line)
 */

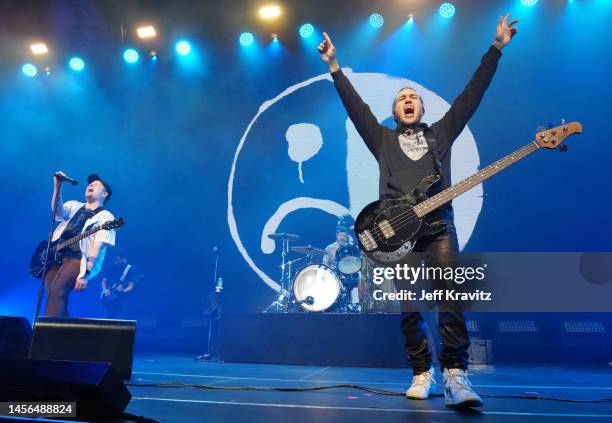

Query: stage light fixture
left=137, top=25, right=157, bottom=39
left=175, top=40, right=192, bottom=56
left=68, top=57, right=85, bottom=71
left=239, top=32, right=255, bottom=47
left=272, top=33, right=279, bottom=42
left=22, top=63, right=37, bottom=77
left=407, top=13, right=415, bottom=23
left=30, top=43, right=48, bottom=55
left=369, top=13, right=384, bottom=29
left=439, top=2, right=456, bottom=18
left=123, top=48, right=140, bottom=63
left=521, top=0, right=538, bottom=6
left=259, top=5, right=281, bottom=20
left=299, top=23, right=314, bottom=39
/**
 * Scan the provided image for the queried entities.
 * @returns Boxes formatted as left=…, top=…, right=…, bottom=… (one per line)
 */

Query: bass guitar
left=355, top=122, right=582, bottom=264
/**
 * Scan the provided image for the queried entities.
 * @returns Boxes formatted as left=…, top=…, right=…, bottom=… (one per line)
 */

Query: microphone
left=54, top=172, right=78, bottom=186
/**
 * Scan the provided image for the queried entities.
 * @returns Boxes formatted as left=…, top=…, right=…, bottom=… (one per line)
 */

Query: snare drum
left=292, top=264, right=342, bottom=312
left=335, top=243, right=362, bottom=275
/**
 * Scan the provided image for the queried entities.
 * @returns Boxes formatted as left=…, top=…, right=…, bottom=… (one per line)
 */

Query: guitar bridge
left=378, top=220, right=396, bottom=239
left=358, top=230, right=378, bottom=252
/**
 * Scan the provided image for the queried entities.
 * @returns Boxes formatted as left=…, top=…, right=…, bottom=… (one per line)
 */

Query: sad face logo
left=228, top=70, right=482, bottom=292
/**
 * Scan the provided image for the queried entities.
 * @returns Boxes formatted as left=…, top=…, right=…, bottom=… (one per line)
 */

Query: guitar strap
left=119, top=264, right=132, bottom=283
left=63, top=206, right=105, bottom=236
left=80, top=206, right=106, bottom=231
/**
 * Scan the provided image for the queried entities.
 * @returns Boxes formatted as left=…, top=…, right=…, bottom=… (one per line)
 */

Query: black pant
left=400, top=220, right=470, bottom=374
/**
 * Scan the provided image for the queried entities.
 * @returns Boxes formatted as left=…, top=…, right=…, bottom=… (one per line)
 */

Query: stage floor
left=10, top=355, right=612, bottom=422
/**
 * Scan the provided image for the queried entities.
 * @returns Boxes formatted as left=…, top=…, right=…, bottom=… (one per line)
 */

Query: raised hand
left=494, top=13, right=519, bottom=49
left=318, top=32, right=339, bottom=72
left=54, top=170, right=67, bottom=187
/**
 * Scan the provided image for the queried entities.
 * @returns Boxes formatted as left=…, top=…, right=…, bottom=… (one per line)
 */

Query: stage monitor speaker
left=0, top=316, right=32, bottom=359
left=31, top=317, right=136, bottom=379
left=0, top=358, right=130, bottom=419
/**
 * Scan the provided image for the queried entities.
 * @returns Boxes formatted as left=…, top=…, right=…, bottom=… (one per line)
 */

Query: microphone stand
left=29, top=179, right=63, bottom=357
left=196, top=248, right=222, bottom=362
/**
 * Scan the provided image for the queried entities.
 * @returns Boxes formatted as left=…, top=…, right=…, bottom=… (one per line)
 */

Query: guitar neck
left=57, top=226, right=102, bottom=251
left=414, top=140, right=540, bottom=217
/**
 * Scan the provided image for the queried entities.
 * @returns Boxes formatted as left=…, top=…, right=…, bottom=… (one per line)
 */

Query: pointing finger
left=323, top=32, right=334, bottom=47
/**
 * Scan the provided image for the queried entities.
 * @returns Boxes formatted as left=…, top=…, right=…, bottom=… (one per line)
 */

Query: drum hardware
left=263, top=232, right=300, bottom=313
left=262, top=230, right=383, bottom=313
left=291, top=245, right=326, bottom=257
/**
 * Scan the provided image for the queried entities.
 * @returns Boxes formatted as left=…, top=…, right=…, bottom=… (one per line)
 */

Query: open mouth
left=403, top=106, right=415, bottom=117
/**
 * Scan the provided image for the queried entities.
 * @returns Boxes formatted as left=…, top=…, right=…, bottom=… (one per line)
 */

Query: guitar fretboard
left=57, top=226, right=102, bottom=251
left=414, top=141, right=540, bottom=217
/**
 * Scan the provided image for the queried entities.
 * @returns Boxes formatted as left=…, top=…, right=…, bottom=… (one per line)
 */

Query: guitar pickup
left=358, top=230, right=378, bottom=252
left=378, top=220, right=396, bottom=239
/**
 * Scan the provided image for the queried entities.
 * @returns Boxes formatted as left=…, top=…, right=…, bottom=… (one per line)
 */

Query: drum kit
left=263, top=232, right=377, bottom=313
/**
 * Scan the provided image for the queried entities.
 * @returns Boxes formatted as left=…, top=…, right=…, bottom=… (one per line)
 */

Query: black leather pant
left=400, top=220, right=470, bottom=374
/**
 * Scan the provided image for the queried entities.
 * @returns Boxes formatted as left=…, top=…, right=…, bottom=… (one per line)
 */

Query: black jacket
left=331, top=45, right=502, bottom=219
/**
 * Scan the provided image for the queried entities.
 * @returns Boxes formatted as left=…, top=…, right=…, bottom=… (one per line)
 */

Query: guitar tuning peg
left=561, top=118, right=566, bottom=125
left=559, top=145, right=568, bottom=153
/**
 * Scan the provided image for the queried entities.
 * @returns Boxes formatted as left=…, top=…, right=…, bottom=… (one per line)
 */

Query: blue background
left=0, top=0, right=610, bottom=322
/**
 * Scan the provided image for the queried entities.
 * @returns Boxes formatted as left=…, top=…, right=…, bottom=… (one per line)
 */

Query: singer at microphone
left=44, top=172, right=116, bottom=317
left=54, top=171, right=78, bottom=186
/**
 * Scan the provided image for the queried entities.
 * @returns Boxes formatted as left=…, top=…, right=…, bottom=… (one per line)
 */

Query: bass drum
left=335, top=243, right=362, bottom=275
left=293, top=265, right=342, bottom=312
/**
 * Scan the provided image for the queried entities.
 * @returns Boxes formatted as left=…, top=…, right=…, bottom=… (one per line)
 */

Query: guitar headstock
left=102, top=217, right=125, bottom=231
left=535, top=121, right=582, bottom=149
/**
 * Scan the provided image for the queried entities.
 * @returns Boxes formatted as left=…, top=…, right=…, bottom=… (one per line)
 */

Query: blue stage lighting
left=439, top=3, right=456, bottom=18
left=299, top=23, right=314, bottom=38
left=239, top=32, right=255, bottom=47
left=22, top=63, right=37, bottom=77
left=123, top=48, right=139, bottom=64
left=369, top=13, right=384, bottom=29
left=175, top=40, right=192, bottom=56
left=521, top=0, right=538, bottom=6
left=68, top=57, right=85, bottom=71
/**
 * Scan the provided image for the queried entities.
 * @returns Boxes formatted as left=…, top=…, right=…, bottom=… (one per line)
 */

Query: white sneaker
left=443, top=368, right=483, bottom=407
left=405, top=367, right=436, bottom=399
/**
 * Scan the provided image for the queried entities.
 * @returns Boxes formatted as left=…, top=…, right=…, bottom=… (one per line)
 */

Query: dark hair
left=391, top=87, right=425, bottom=126
left=336, top=226, right=348, bottom=235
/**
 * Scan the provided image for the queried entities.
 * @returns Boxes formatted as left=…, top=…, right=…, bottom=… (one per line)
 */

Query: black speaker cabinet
left=0, top=358, right=131, bottom=419
left=0, top=316, right=32, bottom=358
left=31, top=317, right=136, bottom=379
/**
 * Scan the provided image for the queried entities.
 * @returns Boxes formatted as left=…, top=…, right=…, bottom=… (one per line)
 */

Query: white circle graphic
left=228, top=70, right=482, bottom=292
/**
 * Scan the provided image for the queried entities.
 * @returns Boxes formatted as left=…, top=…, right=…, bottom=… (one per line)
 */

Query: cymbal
left=268, top=232, right=300, bottom=241
left=291, top=245, right=326, bottom=256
